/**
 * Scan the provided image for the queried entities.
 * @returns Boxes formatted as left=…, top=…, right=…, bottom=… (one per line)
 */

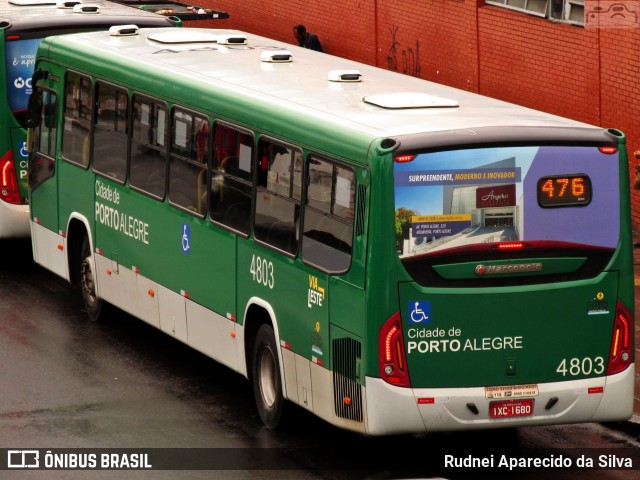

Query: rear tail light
left=607, top=301, right=633, bottom=375
left=496, top=242, right=525, bottom=250
left=598, top=146, right=618, bottom=155
left=394, top=154, right=415, bottom=163
left=379, top=311, right=410, bottom=387
left=1, top=150, right=21, bottom=205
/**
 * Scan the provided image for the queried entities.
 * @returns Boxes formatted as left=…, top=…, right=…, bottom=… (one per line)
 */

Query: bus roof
left=38, top=27, right=600, bottom=149
left=0, top=0, right=178, bottom=32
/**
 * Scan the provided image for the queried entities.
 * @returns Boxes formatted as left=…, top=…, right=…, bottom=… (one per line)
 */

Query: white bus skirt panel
left=364, top=366, right=635, bottom=435
left=593, top=364, right=635, bottom=422
left=0, top=202, right=29, bottom=239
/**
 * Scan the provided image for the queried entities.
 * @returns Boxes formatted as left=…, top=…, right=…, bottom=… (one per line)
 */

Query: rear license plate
left=489, top=399, right=534, bottom=419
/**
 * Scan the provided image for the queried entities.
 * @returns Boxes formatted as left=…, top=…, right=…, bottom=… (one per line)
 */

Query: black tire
left=79, top=235, right=103, bottom=321
left=251, top=324, right=285, bottom=429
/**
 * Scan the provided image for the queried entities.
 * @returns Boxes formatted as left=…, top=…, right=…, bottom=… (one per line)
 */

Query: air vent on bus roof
left=363, top=92, right=459, bottom=109
left=148, top=31, right=219, bottom=44
left=110, top=25, right=139, bottom=36
left=217, top=34, right=247, bottom=45
left=57, top=0, right=81, bottom=8
left=328, top=70, right=362, bottom=82
left=9, top=0, right=55, bottom=4
left=72, top=3, right=99, bottom=13
left=260, top=50, right=293, bottom=63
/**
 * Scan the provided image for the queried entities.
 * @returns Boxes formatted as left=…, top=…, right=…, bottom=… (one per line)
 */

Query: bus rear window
left=394, top=145, right=619, bottom=258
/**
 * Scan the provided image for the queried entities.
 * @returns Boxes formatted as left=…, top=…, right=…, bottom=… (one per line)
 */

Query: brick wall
left=187, top=0, right=377, bottom=64
left=191, top=0, right=640, bottom=229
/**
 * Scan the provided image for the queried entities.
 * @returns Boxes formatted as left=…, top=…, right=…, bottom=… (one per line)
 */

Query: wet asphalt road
left=0, top=239, right=639, bottom=480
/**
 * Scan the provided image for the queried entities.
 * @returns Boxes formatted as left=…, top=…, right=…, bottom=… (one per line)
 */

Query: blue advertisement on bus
left=5, top=39, right=41, bottom=113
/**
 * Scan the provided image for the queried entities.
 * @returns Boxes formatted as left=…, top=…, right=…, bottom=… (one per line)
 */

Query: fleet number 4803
left=556, top=356, right=605, bottom=377
left=250, top=255, right=274, bottom=289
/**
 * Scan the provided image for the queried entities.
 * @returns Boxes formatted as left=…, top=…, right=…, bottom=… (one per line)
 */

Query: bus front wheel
left=79, top=235, right=103, bottom=321
left=251, top=324, right=284, bottom=429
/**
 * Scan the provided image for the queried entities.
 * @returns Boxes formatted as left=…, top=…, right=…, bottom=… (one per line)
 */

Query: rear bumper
left=364, top=365, right=635, bottom=435
left=0, top=201, right=30, bottom=239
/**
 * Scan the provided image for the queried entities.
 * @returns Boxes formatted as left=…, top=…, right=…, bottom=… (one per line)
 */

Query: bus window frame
left=208, top=120, right=254, bottom=237
left=92, top=79, right=130, bottom=185
left=60, top=70, right=92, bottom=169
left=168, top=105, right=210, bottom=218
left=128, top=92, right=169, bottom=202
left=253, top=135, right=303, bottom=257
left=301, top=154, right=356, bottom=275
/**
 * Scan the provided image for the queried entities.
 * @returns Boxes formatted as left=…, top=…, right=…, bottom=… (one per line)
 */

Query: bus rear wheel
left=252, top=324, right=284, bottom=429
left=79, top=235, right=103, bottom=321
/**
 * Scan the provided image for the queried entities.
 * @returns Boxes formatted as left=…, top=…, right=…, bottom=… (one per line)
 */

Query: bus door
left=298, top=156, right=365, bottom=419
left=28, top=80, right=64, bottom=276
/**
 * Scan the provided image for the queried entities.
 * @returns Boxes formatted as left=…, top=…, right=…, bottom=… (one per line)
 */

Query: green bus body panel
left=94, top=179, right=237, bottom=317
left=329, top=278, right=366, bottom=339
left=237, top=241, right=330, bottom=364
left=30, top=159, right=58, bottom=230
left=399, top=273, right=620, bottom=388
left=58, top=162, right=94, bottom=229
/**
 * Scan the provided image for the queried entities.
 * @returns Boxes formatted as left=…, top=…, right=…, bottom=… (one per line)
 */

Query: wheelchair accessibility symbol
left=19, top=141, right=28, bottom=158
left=409, top=301, right=431, bottom=324
left=181, top=224, right=190, bottom=254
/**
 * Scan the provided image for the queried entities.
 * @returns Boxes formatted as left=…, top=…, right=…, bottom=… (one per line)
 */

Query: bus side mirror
left=26, top=70, right=51, bottom=128
left=26, top=90, right=43, bottom=129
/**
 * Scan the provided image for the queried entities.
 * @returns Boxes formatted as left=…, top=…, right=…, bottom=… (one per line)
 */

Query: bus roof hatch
left=363, top=92, right=459, bottom=109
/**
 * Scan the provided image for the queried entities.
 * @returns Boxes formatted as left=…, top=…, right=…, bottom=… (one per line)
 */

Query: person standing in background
left=293, top=25, right=323, bottom=52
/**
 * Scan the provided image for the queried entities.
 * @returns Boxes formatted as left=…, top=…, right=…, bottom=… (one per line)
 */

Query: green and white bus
left=0, top=0, right=180, bottom=239
left=27, top=27, right=635, bottom=435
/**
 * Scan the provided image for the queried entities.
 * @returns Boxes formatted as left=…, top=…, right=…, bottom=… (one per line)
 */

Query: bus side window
left=93, top=81, right=128, bottom=183
left=29, top=89, right=58, bottom=192
left=302, top=157, right=355, bottom=273
left=209, top=122, right=252, bottom=235
left=129, top=95, right=168, bottom=199
left=61, top=72, right=92, bottom=168
left=254, top=138, right=302, bottom=254
left=169, top=108, right=209, bottom=216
